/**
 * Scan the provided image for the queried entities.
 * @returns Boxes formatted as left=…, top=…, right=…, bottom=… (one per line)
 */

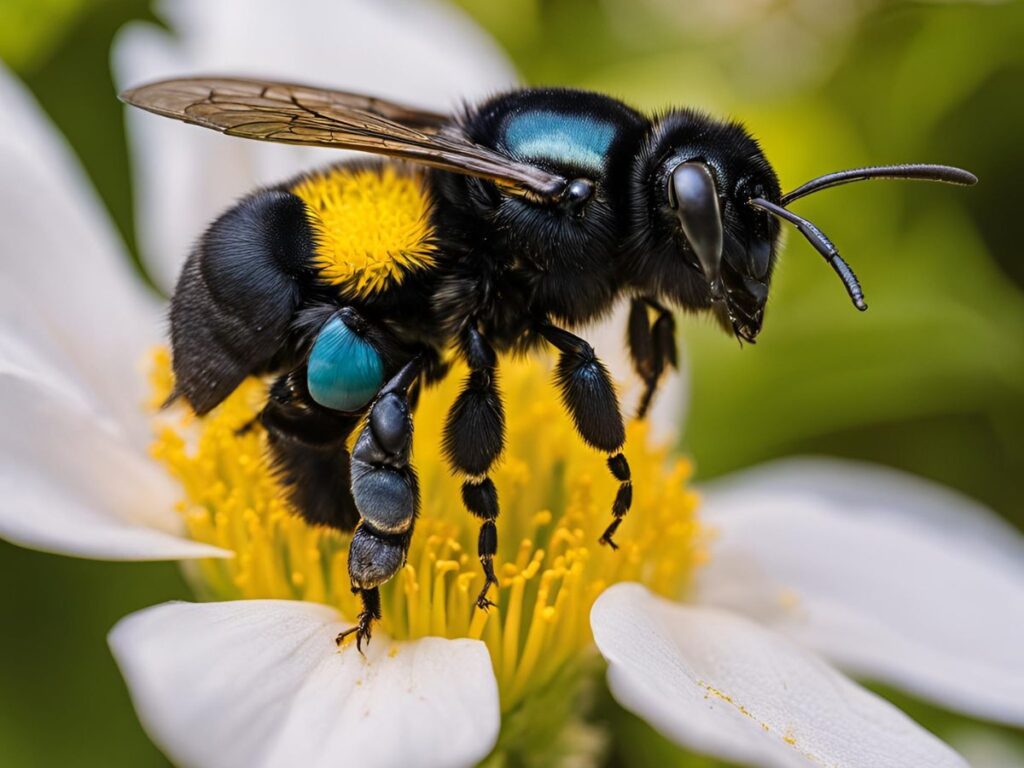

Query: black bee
left=121, top=77, right=975, bottom=648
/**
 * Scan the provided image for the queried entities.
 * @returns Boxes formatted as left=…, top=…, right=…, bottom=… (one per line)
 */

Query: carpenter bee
left=121, top=77, right=975, bottom=648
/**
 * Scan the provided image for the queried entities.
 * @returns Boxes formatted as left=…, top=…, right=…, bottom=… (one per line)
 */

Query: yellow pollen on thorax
left=149, top=349, right=706, bottom=711
left=290, top=164, right=437, bottom=298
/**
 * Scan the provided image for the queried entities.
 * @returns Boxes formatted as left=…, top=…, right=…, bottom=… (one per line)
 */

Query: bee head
left=627, top=109, right=782, bottom=342
left=630, top=110, right=977, bottom=340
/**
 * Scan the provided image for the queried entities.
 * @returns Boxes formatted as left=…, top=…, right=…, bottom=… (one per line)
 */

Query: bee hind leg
left=261, top=369, right=363, bottom=531
left=538, top=322, right=632, bottom=548
left=343, top=357, right=423, bottom=650
left=336, top=587, right=382, bottom=654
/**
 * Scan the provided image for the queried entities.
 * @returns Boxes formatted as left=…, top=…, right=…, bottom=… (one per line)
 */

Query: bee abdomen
left=170, top=189, right=315, bottom=414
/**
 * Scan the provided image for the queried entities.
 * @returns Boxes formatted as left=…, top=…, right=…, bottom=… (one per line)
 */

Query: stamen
left=149, top=350, right=706, bottom=711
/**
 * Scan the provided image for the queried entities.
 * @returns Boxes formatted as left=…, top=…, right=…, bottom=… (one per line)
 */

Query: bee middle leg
left=538, top=322, right=632, bottom=548
left=627, top=297, right=678, bottom=420
left=443, top=326, right=505, bottom=609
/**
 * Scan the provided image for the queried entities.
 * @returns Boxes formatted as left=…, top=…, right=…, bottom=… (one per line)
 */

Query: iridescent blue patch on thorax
left=504, top=110, right=616, bottom=172
left=307, top=316, right=384, bottom=411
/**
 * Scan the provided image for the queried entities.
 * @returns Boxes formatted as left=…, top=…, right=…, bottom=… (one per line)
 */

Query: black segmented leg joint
left=608, top=452, right=631, bottom=482
left=475, top=510, right=500, bottom=609
left=652, top=311, right=678, bottom=369
left=442, top=330, right=505, bottom=477
left=462, top=477, right=499, bottom=520
left=446, top=326, right=506, bottom=610
left=540, top=322, right=636, bottom=548
left=538, top=322, right=596, bottom=359
left=336, top=586, right=382, bottom=654
left=463, top=477, right=501, bottom=608
left=463, top=325, right=498, bottom=370
left=629, top=298, right=679, bottom=420
left=344, top=356, right=423, bottom=646
left=368, top=392, right=411, bottom=461
left=478, top=520, right=498, bottom=558
left=348, top=522, right=409, bottom=589
left=349, top=459, right=418, bottom=534
left=546, top=329, right=625, bottom=453
left=600, top=452, right=634, bottom=550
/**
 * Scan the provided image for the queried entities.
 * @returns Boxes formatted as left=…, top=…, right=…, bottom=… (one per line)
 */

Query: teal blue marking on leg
left=504, top=111, right=616, bottom=172
left=307, top=316, right=384, bottom=411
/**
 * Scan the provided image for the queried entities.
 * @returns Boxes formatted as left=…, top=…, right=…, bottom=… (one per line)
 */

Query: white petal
left=110, top=600, right=500, bottom=768
left=592, top=583, right=967, bottom=768
left=698, top=458, right=1024, bottom=725
left=0, top=63, right=162, bottom=440
left=0, top=248, right=217, bottom=560
left=0, top=282, right=108, bottom=419
left=112, top=0, right=517, bottom=292
left=0, top=369, right=227, bottom=561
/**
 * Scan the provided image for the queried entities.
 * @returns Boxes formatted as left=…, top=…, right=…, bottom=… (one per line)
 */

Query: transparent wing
left=120, top=76, right=566, bottom=199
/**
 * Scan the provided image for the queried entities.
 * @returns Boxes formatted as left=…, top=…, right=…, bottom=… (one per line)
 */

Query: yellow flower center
left=148, top=349, right=705, bottom=712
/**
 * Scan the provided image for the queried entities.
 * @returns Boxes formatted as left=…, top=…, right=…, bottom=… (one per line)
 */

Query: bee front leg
left=340, top=358, right=423, bottom=652
left=443, top=326, right=505, bottom=610
left=627, top=297, right=678, bottom=420
left=538, top=322, right=632, bottom=548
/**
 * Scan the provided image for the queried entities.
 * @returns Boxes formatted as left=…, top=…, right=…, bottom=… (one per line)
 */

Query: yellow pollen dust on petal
left=149, top=349, right=706, bottom=712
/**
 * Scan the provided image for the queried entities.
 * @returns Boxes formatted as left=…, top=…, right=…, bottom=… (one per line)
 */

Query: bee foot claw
left=475, top=577, right=499, bottom=611
left=336, top=614, right=375, bottom=654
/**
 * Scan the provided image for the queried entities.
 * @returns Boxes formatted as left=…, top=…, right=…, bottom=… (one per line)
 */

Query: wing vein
left=120, top=76, right=567, bottom=199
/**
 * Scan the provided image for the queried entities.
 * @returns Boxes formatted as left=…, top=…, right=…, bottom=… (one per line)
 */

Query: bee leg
left=538, top=323, right=632, bottom=549
left=344, top=358, right=423, bottom=649
left=443, top=327, right=505, bottom=609
left=264, top=304, right=419, bottom=532
left=628, top=297, right=678, bottom=420
left=261, top=369, right=362, bottom=531
left=336, top=586, right=382, bottom=654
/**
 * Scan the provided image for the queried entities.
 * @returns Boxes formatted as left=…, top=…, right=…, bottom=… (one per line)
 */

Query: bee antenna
left=781, top=164, right=977, bottom=206
left=748, top=197, right=867, bottom=311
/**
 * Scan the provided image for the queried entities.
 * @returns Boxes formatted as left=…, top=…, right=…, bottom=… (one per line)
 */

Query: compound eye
left=561, top=178, right=594, bottom=215
left=668, top=162, right=724, bottom=288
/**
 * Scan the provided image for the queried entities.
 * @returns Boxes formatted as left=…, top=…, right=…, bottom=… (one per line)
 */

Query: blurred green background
left=1, top=0, right=1021, bottom=765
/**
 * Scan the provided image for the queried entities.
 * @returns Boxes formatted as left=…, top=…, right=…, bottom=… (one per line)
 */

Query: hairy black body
left=123, top=77, right=975, bottom=648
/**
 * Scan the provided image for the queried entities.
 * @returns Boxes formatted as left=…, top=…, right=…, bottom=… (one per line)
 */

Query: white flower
left=1, top=2, right=1022, bottom=766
